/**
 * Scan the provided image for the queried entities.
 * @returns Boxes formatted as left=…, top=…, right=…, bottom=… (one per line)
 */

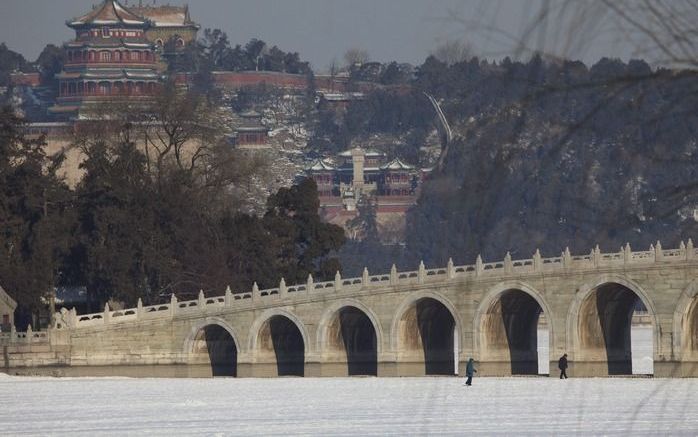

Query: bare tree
left=344, top=48, right=370, bottom=68
left=431, top=40, right=473, bottom=65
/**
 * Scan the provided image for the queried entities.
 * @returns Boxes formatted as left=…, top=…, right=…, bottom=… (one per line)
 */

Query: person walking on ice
left=464, top=358, right=477, bottom=386
left=558, top=353, right=569, bottom=379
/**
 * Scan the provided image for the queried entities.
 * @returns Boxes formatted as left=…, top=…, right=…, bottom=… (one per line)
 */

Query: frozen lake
left=1, top=374, right=696, bottom=436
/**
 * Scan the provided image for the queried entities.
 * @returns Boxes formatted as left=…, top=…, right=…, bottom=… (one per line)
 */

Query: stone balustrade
left=0, top=325, right=49, bottom=346
left=57, top=239, right=697, bottom=331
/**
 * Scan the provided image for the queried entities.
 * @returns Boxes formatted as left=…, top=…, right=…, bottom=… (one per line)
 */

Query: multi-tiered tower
left=50, top=0, right=161, bottom=119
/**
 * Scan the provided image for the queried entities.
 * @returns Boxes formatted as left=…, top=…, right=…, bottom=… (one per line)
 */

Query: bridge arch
left=391, top=291, right=462, bottom=375
left=248, top=308, right=309, bottom=376
left=567, top=274, right=659, bottom=375
left=184, top=317, right=240, bottom=377
left=673, top=279, right=698, bottom=361
left=474, top=281, right=554, bottom=375
left=316, top=299, right=383, bottom=376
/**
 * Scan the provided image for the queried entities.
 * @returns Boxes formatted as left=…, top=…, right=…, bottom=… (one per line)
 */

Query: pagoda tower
left=50, top=0, right=161, bottom=119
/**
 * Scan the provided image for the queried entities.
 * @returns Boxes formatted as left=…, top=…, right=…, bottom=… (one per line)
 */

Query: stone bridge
left=5, top=240, right=698, bottom=378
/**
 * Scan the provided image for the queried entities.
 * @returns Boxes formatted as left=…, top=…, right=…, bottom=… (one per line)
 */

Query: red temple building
left=50, top=0, right=161, bottom=118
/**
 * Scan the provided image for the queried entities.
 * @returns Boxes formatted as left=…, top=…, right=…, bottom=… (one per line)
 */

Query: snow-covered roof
left=307, top=160, right=335, bottom=171
left=338, top=148, right=385, bottom=158
left=68, top=0, right=148, bottom=28
left=381, top=158, right=414, bottom=171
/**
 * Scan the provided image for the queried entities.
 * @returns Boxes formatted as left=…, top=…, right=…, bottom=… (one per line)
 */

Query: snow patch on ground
left=1, top=375, right=696, bottom=435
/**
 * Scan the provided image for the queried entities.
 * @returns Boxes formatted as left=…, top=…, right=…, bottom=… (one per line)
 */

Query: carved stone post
left=592, top=245, right=600, bottom=267
left=279, top=279, right=287, bottom=298
left=170, top=294, right=178, bottom=317
left=418, top=261, right=426, bottom=284
left=10, top=325, right=16, bottom=343
left=688, top=238, right=694, bottom=261
left=563, top=247, right=572, bottom=268
left=447, top=258, right=454, bottom=280
left=623, top=243, right=632, bottom=264
left=504, top=252, right=512, bottom=274
left=390, top=264, right=398, bottom=285
left=225, top=286, right=233, bottom=306
left=362, top=267, right=369, bottom=287
left=307, top=274, right=314, bottom=293
left=475, top=255, right=483, bottom=277
left=137, top=298, right=143, bottom=319
left=334, top=271, right=342, bottom=292
left=103, top=303, right=111, bottom=324
left=26, top=324, right=33, bottom=343
left=533, top=249, right=542, bottom=272
left=252, top=282, right=260, bottom=302
left=655, top=240, right=663, bottom=262
left=198, top=289, right=206, bottom=308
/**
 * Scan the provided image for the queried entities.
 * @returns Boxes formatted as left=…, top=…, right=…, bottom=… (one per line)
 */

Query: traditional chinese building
left=49, top=0, right=161, bottom=118
left=306, top=147, right=421, bottom=242
left=233, top=110, right=270, bottom=148
left=129, top=3, right=200, bottom=50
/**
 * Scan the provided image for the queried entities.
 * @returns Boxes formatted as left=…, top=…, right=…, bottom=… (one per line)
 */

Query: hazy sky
left=0, top=0, right=632, bottom=71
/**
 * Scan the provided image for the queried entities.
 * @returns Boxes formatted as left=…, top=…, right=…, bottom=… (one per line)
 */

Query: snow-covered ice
left=1, top=374, right=696, bottom=436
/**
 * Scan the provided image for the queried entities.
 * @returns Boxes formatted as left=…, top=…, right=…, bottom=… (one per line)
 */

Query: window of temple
left=101, top=51, right=111, bottom=62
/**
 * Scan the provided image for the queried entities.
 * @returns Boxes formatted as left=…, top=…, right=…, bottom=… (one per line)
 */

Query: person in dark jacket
left=558, top=353, right=569, bottom=379
left=464, top=358, right=477, bottom=386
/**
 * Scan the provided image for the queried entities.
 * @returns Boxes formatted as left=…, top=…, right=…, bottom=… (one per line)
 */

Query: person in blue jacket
left=464, top=358, right=477, bottom=386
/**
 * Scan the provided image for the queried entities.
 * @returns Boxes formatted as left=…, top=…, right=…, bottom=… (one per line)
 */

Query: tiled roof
left=381, top=158, right=414, bottom=171
left=308, top=160, right=335, bottom=171
left=131, top=5, right=198, bottom=28
left=69, top=1, right=147, bottom=27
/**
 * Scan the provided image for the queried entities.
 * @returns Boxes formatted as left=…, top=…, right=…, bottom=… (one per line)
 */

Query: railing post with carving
left=655, top=240, right=663, bottom=262
left=475, top=255, right=483, bottom=277
left=418, top=261, right=426, bottom=284
left=504, top=252, right=512, bottom=274
left=10, top=325, right=16, bottom=343
left=170, top=294, right=178, bottom=317
left=390, top=264, right=398, bottom=285
left=334, top=271, right=342, bottom=292
left=679, top=241, right=686, bottom=259
left=225, top=286, right=233, bottom=306
left=252, top=282, right=260, bottom=302
left=623, top=243, right=631, bottom=264
left=26, top=324, right=33, bottom=343
left=563, top=247, right=572, bottom=269
left=198, top=289, right=205, bottom=308
left=533, top=249, right=542, bottom=272
left=307, top=274, right=314, bottom=293
left=649, top=244, right=655, bottom=262
left=103, top=303, right=111, bottom=324
left=447, top=258, right=454, bottom=280
left=279, top=279, right=287, bottom=298
left=137, top=298, right=143, bottom=319
left=688, top=238, right=694, bottom=261
left=69, top=308, right=77, bottom=328
left=592, top=245, right=600, bottom=267
left=362, top=267, right=369, bottom=288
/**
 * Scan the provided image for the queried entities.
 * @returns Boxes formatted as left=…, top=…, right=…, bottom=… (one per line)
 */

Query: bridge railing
left=58, top=239, right=696, bottom=330
left=0, top=325, right=49, bottom=345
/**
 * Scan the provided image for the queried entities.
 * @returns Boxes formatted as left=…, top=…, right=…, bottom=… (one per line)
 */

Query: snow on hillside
left=1, top=374, right=695, bottom=435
